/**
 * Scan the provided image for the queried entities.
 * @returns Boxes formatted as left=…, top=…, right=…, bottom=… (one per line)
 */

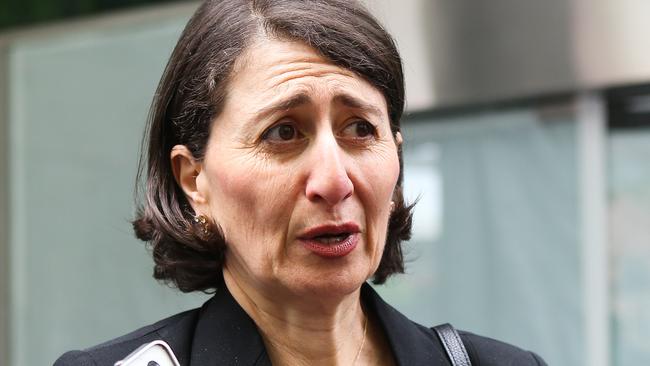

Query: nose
left=305, top=135, right=354, bottom=206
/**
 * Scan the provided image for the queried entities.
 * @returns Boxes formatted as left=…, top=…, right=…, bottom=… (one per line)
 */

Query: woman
left=56, top=0, right=547, bottom=365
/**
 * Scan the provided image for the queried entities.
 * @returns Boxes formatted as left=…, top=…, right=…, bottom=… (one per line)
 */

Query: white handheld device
left=114, top=340, right=181, bottom=366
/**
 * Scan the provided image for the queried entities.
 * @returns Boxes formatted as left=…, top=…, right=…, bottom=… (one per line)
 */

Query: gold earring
left=194, top=214, right=211, bottom=236
left=390, top=201, right=395, bottom=212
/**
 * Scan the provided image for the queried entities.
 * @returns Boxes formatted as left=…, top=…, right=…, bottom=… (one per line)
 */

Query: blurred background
left=0, top=0, right=649, bottom=365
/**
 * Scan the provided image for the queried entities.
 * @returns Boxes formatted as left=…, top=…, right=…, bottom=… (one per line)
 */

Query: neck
left=223, top=267, right=368, bottom=366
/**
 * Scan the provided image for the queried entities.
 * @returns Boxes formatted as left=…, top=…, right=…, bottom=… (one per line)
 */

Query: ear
left=171, top=145, right=208, bottom=208
left=395, top=131, right=403, bottom=147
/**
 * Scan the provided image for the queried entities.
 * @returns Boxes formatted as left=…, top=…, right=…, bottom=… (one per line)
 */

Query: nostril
left=305, top=171, right=354, bottom=205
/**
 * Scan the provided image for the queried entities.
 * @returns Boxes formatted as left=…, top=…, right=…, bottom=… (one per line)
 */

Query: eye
left=341, top=120, right=376, bottom=139
left=262, top=123, right=298, bottom=141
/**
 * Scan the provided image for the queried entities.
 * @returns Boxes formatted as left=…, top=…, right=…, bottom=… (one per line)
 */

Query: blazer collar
left=189, top=282, right=449, bottom=366
left=190, top=284, right=271, bottom=365
left=361, top=284, right=451, bottom=366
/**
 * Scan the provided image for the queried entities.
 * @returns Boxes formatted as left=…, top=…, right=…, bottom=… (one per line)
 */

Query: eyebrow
left=256, top=92, right=384, bottom=120
left=256, top=92, right=312, bottom=119
left=332, top=94, right=384, bottom=119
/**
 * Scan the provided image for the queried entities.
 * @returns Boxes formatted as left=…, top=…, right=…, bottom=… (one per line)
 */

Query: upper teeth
left=314, top=234, right=348, bottom=243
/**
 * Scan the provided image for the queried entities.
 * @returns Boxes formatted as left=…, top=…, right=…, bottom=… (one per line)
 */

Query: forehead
left=225, top=38, right=387, bottom=112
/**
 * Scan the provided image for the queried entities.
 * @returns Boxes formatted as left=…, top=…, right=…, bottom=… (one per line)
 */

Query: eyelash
left=261, top=123, right=302, bottom=142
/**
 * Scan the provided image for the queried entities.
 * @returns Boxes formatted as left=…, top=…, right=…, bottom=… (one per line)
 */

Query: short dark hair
left=133, top=0, right=414, bottom=292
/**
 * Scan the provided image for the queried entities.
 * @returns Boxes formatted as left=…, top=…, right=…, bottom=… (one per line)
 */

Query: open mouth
left=298, top=222, right=360, bottom=241
left=310, top=233, right=351, bottom=244
left=298, top=223, right=360, bottom=258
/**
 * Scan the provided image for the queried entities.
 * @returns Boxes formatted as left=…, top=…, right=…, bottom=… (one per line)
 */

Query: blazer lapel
left=362, top=284, right=451, bottom=366
left=189, top=284, right=272, bottom=366
left=187, top=282, right=449, bottom=366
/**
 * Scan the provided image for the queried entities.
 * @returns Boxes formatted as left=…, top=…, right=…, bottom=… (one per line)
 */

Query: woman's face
left=196, top=39, right=401, bottom=300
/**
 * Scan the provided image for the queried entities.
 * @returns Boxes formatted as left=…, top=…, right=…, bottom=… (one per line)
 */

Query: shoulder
left=54, top=308, right=200, bottom=366
left=362, top=284, right=547, bottom=366
left=457, top=330, right=548, bottom=366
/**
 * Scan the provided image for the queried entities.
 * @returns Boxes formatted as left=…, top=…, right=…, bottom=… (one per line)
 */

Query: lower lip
left=300, top=233, right=359, bottom=258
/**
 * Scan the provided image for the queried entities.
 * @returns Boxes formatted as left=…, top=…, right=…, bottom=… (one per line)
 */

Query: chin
left=282, top=262, right=372, bottom=301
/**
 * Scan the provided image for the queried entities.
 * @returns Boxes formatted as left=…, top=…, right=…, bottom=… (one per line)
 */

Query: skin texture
left=172, top=38, right=401, bottom=365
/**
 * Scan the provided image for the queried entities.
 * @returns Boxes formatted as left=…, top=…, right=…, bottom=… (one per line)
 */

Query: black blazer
left=55, top=284, right=547, bottom=366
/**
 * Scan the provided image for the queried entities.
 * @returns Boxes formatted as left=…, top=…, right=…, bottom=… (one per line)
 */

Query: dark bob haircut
left=133, top=0, right=414, bottom=292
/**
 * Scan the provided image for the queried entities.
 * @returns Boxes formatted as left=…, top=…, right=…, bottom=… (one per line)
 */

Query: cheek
left=359, top=147, right=400, bottom=210
left=205, top=159, right=297, bottom=247
left=356, top=148, right=400, bottom=261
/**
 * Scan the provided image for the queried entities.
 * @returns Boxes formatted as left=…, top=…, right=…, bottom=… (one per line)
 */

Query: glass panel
left=7, top=12, right=208, bottom=366
left=609, top=129, right=650, bottom=366
left=375, top=104, right=583, bottom=366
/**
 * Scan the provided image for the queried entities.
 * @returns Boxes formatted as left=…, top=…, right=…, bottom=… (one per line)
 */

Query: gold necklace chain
left=352, top=312, right=368, bottom=365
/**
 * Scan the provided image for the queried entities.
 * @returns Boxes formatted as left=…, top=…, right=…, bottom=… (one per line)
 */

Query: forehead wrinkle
left=267, top=66, right=355, bottom=89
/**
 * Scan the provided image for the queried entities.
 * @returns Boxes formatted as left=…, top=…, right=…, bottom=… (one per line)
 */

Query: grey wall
left=369, top=0, right=650, bottom=109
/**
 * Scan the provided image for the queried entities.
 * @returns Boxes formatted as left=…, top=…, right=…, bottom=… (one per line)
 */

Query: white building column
left=577, top=92, right=610, bottom=366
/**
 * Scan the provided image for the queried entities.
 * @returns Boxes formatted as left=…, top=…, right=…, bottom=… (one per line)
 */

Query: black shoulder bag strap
left=433, top=323, right=472, bottom=366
